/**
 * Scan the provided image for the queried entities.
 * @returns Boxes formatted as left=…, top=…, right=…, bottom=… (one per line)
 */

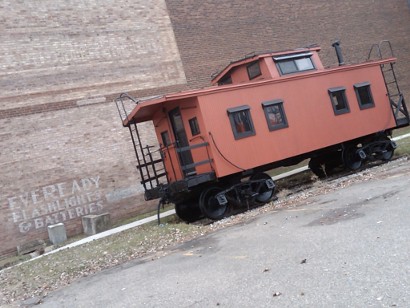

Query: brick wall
left=166, top=0, right=410, bottom=97
left=0, top=104, right=160, bottom=256
left=0, top=0, right=184, bottom=257
left=0, top=0, right=186, bottom=110
left=1, top=0, right=410, bottom=257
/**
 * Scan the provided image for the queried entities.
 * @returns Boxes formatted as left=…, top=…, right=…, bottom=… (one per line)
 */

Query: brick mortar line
left=0, top=84, right=187, bottom=120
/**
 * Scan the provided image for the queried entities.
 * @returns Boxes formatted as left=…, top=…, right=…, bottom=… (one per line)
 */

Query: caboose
left=116, top=41, right=409, bottom=222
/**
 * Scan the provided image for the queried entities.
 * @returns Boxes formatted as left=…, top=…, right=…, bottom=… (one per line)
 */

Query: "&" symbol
left=18, top=221, right=32, bottom=233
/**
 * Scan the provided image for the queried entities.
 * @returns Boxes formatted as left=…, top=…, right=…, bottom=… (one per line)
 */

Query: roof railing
left=367, top=40, right=395, bottom=61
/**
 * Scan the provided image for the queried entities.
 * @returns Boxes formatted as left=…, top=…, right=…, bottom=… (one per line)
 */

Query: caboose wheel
left=250, top=173, right=275, bottom=204
left=343, top=145, right=362, bottom=170
left=175, top=201, right=203, bottom=223
left=378, top=136, right=395, bottom=161
left=381, top=148, right=394, bottom=161
left=199, top=186, right=228, bottom=220
left=308, top=158, right=326, bottom=178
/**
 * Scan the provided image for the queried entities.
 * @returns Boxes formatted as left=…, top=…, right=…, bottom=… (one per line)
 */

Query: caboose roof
left=210, top=45, right=321, bottom=85
left=123, top=56, right=396, bottom=126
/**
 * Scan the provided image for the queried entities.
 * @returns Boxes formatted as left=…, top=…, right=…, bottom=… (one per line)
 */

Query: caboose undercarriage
left=158, top=130, right=397, bottom=222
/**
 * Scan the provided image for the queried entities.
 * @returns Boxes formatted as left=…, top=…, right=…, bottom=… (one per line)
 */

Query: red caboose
left=116, top=41, right=409, bottom=222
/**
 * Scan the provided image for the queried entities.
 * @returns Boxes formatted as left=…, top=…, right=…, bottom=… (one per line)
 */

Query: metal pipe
left=332, top=41, right=345, bottom=66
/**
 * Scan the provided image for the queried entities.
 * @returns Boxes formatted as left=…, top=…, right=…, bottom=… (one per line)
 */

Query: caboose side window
left=189, top=117, right=200, bottom=136
left=274, top=52, right=315, bottom=75
left=262, top=100, right=288, bottom=131
left=328, top=87, right=350, bottom=115
left=354, top=82, right=375, bottom=109
left=227, top=105, right=256, bottom=140
left=247, top=61, right=262, bottom=80
left=218, top=74, right=233, bottom=86
left=161, top=131, right=171, bottom=146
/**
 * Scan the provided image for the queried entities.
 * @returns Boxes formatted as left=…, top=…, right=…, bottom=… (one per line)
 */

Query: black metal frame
left=247, top=60, right=262, bottom=80
left=262, top=99, right=289, bottom=131
left=188, top=117, right=201, bottom=136
left=152, top=140, right=214, bottom=202
left=379, top=62, right=410, bottom=127
left=366, top=40, right=409, bottom=127
left=176, top=142, right=213, bottom=172
left=227, top=105, right=256, bottom=140
left=273, top=52, right=316, bottom=76
left=328, top=87, right=350, bottom=115
left=115, top=93, right=168, bottom=200
left=214, top=178, right=275, bottom=209
left=354, top=82, right=375, bottom=110
left=218, top=74, right=233, bottom=86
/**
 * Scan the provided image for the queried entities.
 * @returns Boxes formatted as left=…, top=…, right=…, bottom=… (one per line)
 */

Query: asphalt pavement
left=40, top=160, right=410, bottom=308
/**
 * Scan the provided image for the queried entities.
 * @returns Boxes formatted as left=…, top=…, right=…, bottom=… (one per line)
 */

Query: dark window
left=227, top=105, right=256, bottom=140
left=218, top=74, right=232, bottom=86
left=247, top=61, right=262, bottom=80
left=328, top=87, right=350, bottom=115
left=262, top=100, right=288, bottom=131
left=274, top=53, right=315, bottom=75
left=354, top=82, right=375, bottom=109
left=161, top=131, right=171, bottom=146
left=188, top=117, right=200, bottom=136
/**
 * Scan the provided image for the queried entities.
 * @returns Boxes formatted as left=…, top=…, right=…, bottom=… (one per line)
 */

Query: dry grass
left=0, top=215, right=206, bottom=306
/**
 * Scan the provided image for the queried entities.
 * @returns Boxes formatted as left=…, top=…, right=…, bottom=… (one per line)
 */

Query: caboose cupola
left=211, top=46, right=324, bottom=86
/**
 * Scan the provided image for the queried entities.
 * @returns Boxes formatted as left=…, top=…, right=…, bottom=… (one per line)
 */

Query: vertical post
left=128, top=125, right=146, bottom=191
left=131, top=123, right=150, bottom=190
left=332, top=41, right=345, bottom=66
left=146, top=145, right=160, bottom=187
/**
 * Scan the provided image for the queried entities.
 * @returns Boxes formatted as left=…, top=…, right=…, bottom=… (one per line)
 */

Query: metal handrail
left=114, top=93, right=140, bottom=126
left=118, top=92, right=140, bottom=104
left=367, top=40, right=395, bottom=61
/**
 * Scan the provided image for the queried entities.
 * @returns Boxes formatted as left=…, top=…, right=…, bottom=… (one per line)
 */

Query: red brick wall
left=166, top=0, right=410, bottom=97
left=0, top=0, right=185, bottom=258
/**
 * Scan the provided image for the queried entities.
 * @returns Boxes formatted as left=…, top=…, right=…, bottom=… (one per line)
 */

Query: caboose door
left=169, top=108, right=196, bottom=177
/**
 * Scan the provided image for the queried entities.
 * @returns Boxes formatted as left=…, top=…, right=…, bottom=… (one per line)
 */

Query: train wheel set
left=309, top=132, right=396, bottom=179
left=174, top=134, right=396, bottom=223
left=172, top=172, right=276, bottom=222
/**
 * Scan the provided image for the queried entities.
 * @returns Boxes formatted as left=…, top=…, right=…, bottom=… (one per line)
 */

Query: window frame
left=218, top=74, right=233, bottom=86
left=246, top=61, right=262, bottom=80
left=354, top=82, right=375, bottom=110
left=273, top=52, right=316, bottom=76
left=188, top=117, right=201, bottom=136
left=328, top=87, right=350, bottom=115
left=161, top=131, right=171, bottom=147
left=262, top=99, right=289, bottom=131
left=227, top=105, right=256, bottom=140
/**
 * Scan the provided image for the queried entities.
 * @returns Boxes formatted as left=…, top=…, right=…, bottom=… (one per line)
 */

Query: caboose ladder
left=368, top=40, right=409, bottom=127
left=381, top=63, right=410, bottom=127
left=115, top=93, right=168, bottom=199
left=128, top=123, right=167, bottom=194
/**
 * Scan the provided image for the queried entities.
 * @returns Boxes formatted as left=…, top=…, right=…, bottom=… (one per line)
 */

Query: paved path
left=40, top=160, right=410, bottom=307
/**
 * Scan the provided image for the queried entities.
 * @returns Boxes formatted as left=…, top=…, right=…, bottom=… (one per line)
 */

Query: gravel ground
left=0, top=157, right=408, bottom=307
